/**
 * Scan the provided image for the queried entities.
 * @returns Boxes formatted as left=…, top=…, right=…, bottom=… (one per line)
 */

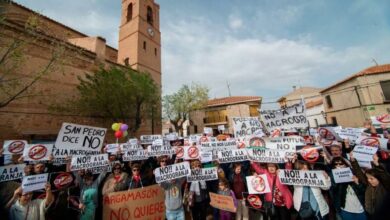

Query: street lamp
left=321, top=111, right=328, bottom=124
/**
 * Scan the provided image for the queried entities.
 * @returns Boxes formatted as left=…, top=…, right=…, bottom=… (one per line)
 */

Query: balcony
left=203, top=116, right=228, bottom=125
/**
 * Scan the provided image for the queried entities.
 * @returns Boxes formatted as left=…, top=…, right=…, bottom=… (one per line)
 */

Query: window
left=127, top=3, right=133, bottom=22
left=325, top=95, right=333, bottom=108
left=124, top=57, right=129, bottom=66
left=143, top=41, right=146, bottom=50
left=194, top=125, right=198, bottom=134
left=249, top=105, right=259, bottom=117
left=331, top=117, right=338, bottom=126
left=380, top=80, right=390, bottom=102
left=154, top=48, right=157, bottom=56
left=147, top=6, right=153, bottom=24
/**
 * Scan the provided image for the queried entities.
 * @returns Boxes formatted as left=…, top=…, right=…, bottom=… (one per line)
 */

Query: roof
left=305, top=98, right=323, bottom=109
left=277, top=87, right=322, bottom=102
left=321, top=64, right=390, bottom=93
left=207, top=96, right=262, bottom=107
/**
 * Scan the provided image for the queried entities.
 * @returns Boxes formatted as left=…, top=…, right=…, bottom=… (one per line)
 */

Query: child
left=217, top=178, right=237, bottom=220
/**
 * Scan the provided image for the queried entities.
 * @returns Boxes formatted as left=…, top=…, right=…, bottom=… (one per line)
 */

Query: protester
left=188, top=160, right=209, bottom=220
left=217, top=178, right=237, bottom=220
left=229, top=162, right=249, bottom=220
left=102, top=161, right=128, bottom=195
left=128, top=163, right=144, bottom=189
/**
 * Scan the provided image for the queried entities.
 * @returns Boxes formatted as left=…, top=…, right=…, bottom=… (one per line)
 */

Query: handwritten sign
left=209, top=192, right=237, bottom=213
left=278, top=169, right=329, bottom=187
left=353, top=145, right=378, bottom=167
left=147, top=145, right=175, bottom=157
left=232, top=117, right=263, bottom=138
left=23, top=144, right=53, bottom=161
left=247, top=148, right=289, bottom=163
left=120, top=143, right=141, bottom=151
left=187, top=167, right=218, bottom=182
left=70, top=154, right=109, bottom=171
left=103, top=184, right=165, bottom=220
left=0, top=164, right=25, bottom=182
left=54, top=123, right=106, bottom=158
left=122, top=149, right=149, bottom=161
left=260, top=103, right=307, bottom=131
left=217, top=149, right=248, bottom=163
left=201, top=140, right=237, bottom=151
left=2, top=140, right=28, bottom=154
left=154, top=161, right=190, bottom=183
left=22, top=173, right=48, bottom=193
left=246, top=175, right=270, bottom=194
left=140, top=135, right=162, bottom=145
left=332, top=168, right=353, bottom=183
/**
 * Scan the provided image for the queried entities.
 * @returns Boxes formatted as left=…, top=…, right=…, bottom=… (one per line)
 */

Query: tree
left=163, top=83, right=209, bottom=136
left=0, top=7, right=69, bottom=108
left=56, top=66, right=160, bottom=135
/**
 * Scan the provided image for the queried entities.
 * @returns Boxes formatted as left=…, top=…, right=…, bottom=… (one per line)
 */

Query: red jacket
left=251, top=162, right=293, bottom=209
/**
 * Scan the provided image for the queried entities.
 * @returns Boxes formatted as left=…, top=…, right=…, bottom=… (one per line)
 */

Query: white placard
left=22, top=173, right=48, bottom=193
left=334, top=127, right=364, bottom=143
left=201, top=140, right=237, bottom=151
left=355, top=136, right=388, bottom=149
left=371, top=114, right=390, bottom=126
left=120, top=143, right=141, bottom=151
left=332, top=168, right=353, bottom=183
left=232, top=117, right=263, bottom=138
left=23, top=144, right=53, bottom=161
left=154, top=161, right=191, bottom=183
left=187, top=167, right=218, bottom=182
left=105, top=143, right=120, bottom=153
left=247, top=148, right=290, bottom=163
left=353, top=145, right=378, bottom=161
left=175, top=146, right=200, bottom=160
left=140, top=135, right=162, bottom=145
left=217, top=149, right=248, bottom=164
left=122, top=149, right=149, bottom=161
left=54, top=123, right=106, bottom=158
left=0, top=164, right=25, bottom=182
left=204, top=127, right=213, bottom=135
left=260, top=103, right=307, bottom=131
left=70, top=154, right=109, bottom=171
left=200, top=151, right=213, bottom=163
left=246, top=175, right=271, bottom=194
left=218, top=125, right=225, bottom=131
left=2, top=140, right=28, bottom=155
left=147, top=145, right=175, bottom=157
left=278, top=169, right=329, bottom=187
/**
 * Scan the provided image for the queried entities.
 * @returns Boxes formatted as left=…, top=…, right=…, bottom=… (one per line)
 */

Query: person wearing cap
left=102, top=161, right=128, bottom=195
left=128, top=163, right=144, bottom=189
left=8, top=183, right=54, bottom=220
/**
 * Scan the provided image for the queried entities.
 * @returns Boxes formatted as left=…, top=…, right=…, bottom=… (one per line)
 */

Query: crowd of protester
left=1, top=120, right=390, bottom=220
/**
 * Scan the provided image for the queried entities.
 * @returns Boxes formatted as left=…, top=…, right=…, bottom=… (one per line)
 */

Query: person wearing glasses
left=102, top=162, right=128, bottom=195
left=128, top=163, right=143, bottom=189
left=329, top=156, right=366, bottom=220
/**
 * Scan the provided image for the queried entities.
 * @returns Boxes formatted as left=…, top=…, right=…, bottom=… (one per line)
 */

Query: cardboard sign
left=260, top=103, right=307, bottom=131
left=2, top=140, right=28, bottom=154
left=278, top=169, right=329, bottom=187
left=246, top=175, right=271, bottom=194
left=297, top=145, right=324, bottom=163
left=175, top=146, right=200, bottom=160
left=147, top=145, right=175, bottom=157
left=187, top=167, right=218, bottom=182
left=0, top=164, right=25, bottom=182
left=209, top=192, right=237, bottom=213
left=247, top=148, right=290, bottom=163
left=332, top=168, right=353, bottom=183
left=232, top=117, right=263, bottom=138
left=70, top=154, right=109, bottom=171
left=103, top=184, right=165, bottom=220
left=140, top=135, right=162, bottom=145
left=353, top=145, right=378, bottom=163
left=23, top=144, right=53, bottom=161
left=122, top=149, right=149, bottom=161
left=355, top=136, right=388, bottom=149
left=54, top=123, right=106, bottom=158
left=22, top=173, right=48, bottom=193
left=217, top=149, right=249, bottom=164
left=154, top=161, right=190, bottom=183
left=242, top=192, right=263, bottom=210
left=49, top=172, right=75, bottom=190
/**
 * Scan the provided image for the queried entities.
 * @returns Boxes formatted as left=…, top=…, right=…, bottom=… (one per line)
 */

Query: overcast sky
left=14, top=0, right=390, bottom=106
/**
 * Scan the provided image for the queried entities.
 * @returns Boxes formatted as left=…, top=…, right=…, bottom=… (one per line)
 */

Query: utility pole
left=227, top=81, right=232, bottom=97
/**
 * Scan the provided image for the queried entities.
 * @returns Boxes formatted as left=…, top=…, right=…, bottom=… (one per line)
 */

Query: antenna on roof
left=372, top=58, right=379, bottom=66
left=227, top=81, right=232, bottom=97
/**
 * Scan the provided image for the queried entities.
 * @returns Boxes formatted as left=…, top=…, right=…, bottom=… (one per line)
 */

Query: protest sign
left=352, top=145, right=378, bottom=165
left=318, top=127, right=342, bottom=141
left=89, top=165, right=112, bottom=174
left=247, top=148, right=290, bottom=163
left=334, top=127, right=364, bottom=143
left=187, top=167, right=218, bottom=182
left=122, top=149, right=149, bottom=161
left=175, top=146, right=200, bottom=160
left=2, top=140, right=28, bottom=154
left=278, top=169, right=329, bottom=187
left=170, top=139, right=184, bottom=147
left=332, top=168, right=353, bottom=183
left=54, top=123, right=106, bottom=158
left=200, top=151, right=213, bottom=163
left=22, top=173, right=48, bottom=193
left=355, top=136, right=388, bottom=149
left=260, top=103, right=307, bottom=131
left=217, top=149, right=248, bottom=163
left=70, top=154, right=109, bottom=171
left=140, top=135, right=162, bottom=145
left=204, top=127, right=213, bottom=135
left=23, top=144, right=53, bottom=161
left=49, top=172, right=75, bottom=190
left=103, top=184, right=165, bottom=220
left=218, top=125, right=225, bottom=131
left=242, top=192, right=263, bottom=210
left=105, top=143, right=120, bottom=153
left=209, top=192, right=237, bottom=213
left=201, top=140, right=238, bottom=151
left=165, top=132, right=178, bottom=141
left=120, top=143, right=141, bottom=151
left=247, top=136, right=303, bottom=151
left=297, top=145, right=324, bottom=163
left=232, top=117, right=263, bottom=138
left=371, top=114, right=390, bottom=127
left=246, top=175, right=271, bottom=194
left=154, top=161, right=190, bottom=183
left=147, top=144, right=175, bottom=157
left=0, top=164, right=25, bottom=182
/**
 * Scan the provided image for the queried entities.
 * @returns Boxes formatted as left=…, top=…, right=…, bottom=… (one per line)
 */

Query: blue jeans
left=166, top=207, right=185, bottom=220
left=340, top=210, right=367, bottom=220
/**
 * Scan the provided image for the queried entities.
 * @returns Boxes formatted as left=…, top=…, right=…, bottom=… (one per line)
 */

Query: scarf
left=190, top=181, right=206, bottom=196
